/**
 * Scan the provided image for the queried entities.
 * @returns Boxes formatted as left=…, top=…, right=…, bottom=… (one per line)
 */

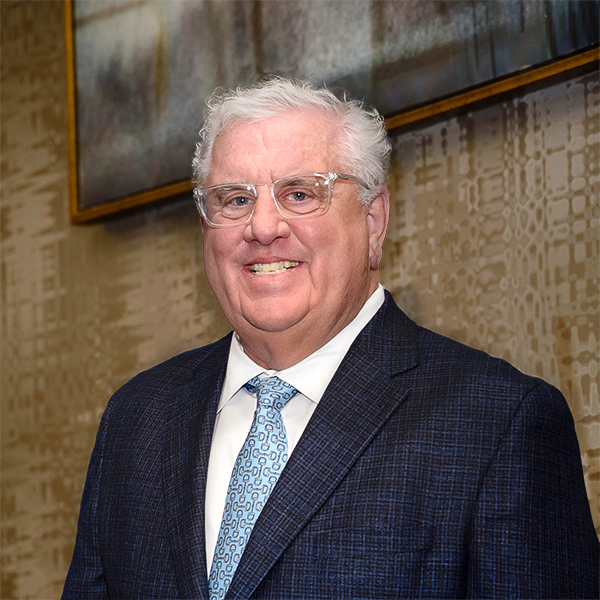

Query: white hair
left=192, top=78, right=391, bottom=205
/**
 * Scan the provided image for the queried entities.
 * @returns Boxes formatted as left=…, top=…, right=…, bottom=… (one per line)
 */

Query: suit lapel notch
left=357, top=290, right=419, bottom=377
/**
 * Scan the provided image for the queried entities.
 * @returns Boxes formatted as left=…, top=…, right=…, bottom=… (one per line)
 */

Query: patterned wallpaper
left=1, top=2, right=598, bottom=598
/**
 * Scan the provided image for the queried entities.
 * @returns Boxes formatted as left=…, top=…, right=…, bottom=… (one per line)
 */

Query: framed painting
left=65, top=0, right=599, bottom=223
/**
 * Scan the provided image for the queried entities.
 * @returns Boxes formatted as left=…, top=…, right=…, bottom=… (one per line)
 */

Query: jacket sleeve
left=62, top=401, right=112, bottom=599
left=466, top=381, right=599, bottom=599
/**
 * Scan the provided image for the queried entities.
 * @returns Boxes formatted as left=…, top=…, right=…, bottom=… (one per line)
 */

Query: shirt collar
left=219, top=285, right=385, bottom=411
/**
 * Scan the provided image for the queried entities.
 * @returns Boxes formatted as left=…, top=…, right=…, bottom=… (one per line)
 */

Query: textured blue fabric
left=62, top=292, right=599, bottom=600
left=209, top=376, right=298, bottom=599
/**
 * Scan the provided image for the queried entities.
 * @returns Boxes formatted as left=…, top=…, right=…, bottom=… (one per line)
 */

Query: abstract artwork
left=66, top=0, right=599, bottom=221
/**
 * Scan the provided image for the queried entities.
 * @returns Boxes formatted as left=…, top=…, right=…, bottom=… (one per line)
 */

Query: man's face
left=202, top=111, right=388, bottom=367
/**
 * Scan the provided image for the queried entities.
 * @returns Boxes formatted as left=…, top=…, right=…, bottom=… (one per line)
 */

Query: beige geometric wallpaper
left=1, top=2, right=598, bottom=599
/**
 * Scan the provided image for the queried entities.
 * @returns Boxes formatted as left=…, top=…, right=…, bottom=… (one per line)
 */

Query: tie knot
left=245, top=376, right=299, bottom=411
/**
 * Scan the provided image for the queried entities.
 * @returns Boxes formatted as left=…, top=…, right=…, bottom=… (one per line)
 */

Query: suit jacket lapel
left=226, top=295, right=419, bottom=599
left=163, top=337, right=231, bottom=600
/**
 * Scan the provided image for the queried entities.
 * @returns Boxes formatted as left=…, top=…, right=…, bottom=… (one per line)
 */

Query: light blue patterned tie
left=208, top=376, right=299, bottom=600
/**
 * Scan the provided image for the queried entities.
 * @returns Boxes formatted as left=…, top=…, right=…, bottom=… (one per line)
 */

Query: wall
left=1, top=2, right=598, bottom=598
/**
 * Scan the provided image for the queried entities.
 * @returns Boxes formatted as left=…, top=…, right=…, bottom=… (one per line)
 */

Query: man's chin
left=233, top=299, right=310, bottom=335
left=243, top=312, right=307, bottom=335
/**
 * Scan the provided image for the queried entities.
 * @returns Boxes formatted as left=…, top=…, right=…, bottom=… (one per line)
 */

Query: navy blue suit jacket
left=63, top=293, right=599, bottom=599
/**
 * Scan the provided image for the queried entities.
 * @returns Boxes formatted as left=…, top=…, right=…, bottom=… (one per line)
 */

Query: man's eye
left=290, top=191, right=309, bottom=202
left=282, top=188, right=313, bottom=203
left=224, top=195, right=252, bottom=208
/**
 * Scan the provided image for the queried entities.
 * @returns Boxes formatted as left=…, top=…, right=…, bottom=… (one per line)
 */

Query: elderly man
left=63, top=79, right=598, bottom=599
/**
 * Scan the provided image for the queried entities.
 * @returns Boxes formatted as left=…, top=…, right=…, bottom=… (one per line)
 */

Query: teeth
left=250, top=261, right=299, bottom=274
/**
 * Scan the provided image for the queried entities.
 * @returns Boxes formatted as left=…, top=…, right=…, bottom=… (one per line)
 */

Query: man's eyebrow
left=279, top=175, right=309, bottom=185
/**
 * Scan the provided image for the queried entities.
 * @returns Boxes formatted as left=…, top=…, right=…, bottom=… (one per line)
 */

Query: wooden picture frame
left=65, top=0, right=599, bottom=224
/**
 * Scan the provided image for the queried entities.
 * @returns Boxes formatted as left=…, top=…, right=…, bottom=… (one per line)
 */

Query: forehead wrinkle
left=208, top=110, right=343, bottom=185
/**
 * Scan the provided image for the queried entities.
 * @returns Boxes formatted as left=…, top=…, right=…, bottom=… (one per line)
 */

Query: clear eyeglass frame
left=193, top=172, right=367, bottom=228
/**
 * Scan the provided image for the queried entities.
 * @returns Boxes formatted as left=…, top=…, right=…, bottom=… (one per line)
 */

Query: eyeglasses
left=193, top=172, right=367, bottom=228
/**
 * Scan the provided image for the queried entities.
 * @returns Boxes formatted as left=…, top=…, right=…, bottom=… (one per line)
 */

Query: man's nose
left=243, top=188, right=290, bottom=244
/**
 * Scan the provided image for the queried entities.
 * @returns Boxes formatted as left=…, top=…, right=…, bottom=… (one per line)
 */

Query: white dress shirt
left=204, top=285, right=385, bottom=571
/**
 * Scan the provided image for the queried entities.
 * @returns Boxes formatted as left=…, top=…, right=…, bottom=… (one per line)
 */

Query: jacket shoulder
left=416, top=322, right=551, bottom=398
left=105, top=333, right=231, bottom=418
left=376, top=292, right=565, bottom=415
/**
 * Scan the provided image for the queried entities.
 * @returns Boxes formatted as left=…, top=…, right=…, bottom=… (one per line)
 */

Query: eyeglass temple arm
left=332, top=172, right=369, bottom=188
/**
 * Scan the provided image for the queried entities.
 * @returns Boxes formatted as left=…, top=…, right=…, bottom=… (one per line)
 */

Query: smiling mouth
left=249, top=261, right=300, bottom=275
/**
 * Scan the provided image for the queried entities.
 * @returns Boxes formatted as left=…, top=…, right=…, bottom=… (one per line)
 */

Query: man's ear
left=366, top=187, right=390, bottom=270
